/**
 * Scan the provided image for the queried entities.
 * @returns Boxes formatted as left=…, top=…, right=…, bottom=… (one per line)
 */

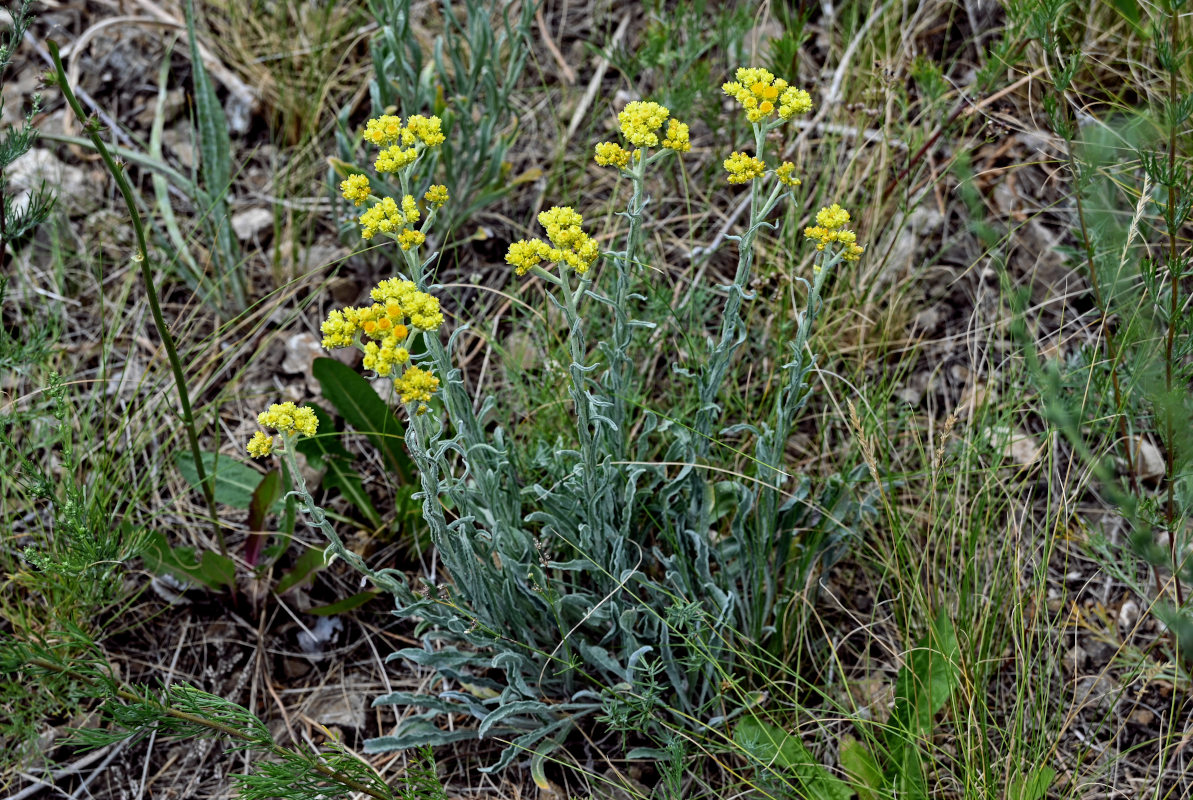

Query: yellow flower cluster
left=364, top=115, right=444, bottom=173
left=321, top=278, right=443, bottom=354
left=424, top=184, right=449, bottom=208
left=595, top=101, right=689, bottom=169
left=363, top=114, right=445, bottom=148
left=723, top=151, right=766, bottom=184
left=248, top=402, right=319, bottom=456
left=618, top=101, right=671, bottom=147
left=247, top=432, right=274, bottom=458
left=258, top=402, right=319, bottom=436
left=397, top=229, right=426, bottom=251
left=349, top=114, right=448, bottom=243
left=359, top=194, right=421, bottom=240
left=375, top=145, right=419, bottom=173
left=661, top=119, right=691, bottom=153
left=594, top=141, right=631, bottom=169
left=505, top=207, right=601, bottom=276
left=804, top=203, right=865, bottom=261
left=775, top=162, right=801, bottom=186
left=340, top=174, right=371, bottom=206
left=320, top=279, right=444, bottom=399
left=722, top=67, right=813, bottom=123
left=394, top=365, right=440, bottom=405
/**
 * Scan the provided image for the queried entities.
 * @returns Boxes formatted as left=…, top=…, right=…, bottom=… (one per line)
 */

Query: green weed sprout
left=253, top=68, right=871, bottom=775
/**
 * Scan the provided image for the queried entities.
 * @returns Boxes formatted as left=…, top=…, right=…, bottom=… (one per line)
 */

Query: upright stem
left=695, top=125, right=780, bottom=454
left=48, top=41, right=224, bottom=553
left=604, top=156, right=648, bottom=458
left=1163, top=1, right=1184, bottom=607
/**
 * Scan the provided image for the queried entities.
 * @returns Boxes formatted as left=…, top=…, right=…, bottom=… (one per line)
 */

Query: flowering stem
left=603, top=155, right=649, bottom=458
left=277, top=444, right=404, bottom=597
left=47, top=40, right=224, bottom=554
left=694, top=124, right=784, bottom=454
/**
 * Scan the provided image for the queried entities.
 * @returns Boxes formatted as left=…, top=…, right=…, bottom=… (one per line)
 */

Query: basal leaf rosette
left=319, top=277, right=446, bottom=413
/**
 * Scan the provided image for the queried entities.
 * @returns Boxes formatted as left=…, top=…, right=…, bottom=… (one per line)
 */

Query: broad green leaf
left=839, top=736, right=883, bottom=800
left=176, top=451, right=279, bottom=511
left=895, top=747, right=928, bottom=800
left=888, top=609, right=960, bottom=745
left=1008, top=765, right=1055, bottom=800
left=307, top=590, right=379, bottom=616
left=245, top=469, right=282, bottom=566
left=275, top=547, right=327, bottom=594
left=141, top=531, right=235, bottom=591
left=734, top=715, right=852, bottom=800
left=312, top=357, right=413, bottom=483
left=294, top=404, right=381, bottom=527
left=1108, top=0, right=1143, bottom=35
left=248, top=469, right=282, bottom=531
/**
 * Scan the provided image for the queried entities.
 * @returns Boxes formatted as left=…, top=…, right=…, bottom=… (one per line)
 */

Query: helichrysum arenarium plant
left=249, top=68, right=871, bottom=774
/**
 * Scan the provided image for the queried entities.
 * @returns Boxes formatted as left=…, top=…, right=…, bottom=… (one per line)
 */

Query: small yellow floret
left=246, top=431, right=274, bottom=458
left=723, top=151, right=766, bottom=184
left=340, top=174, right=371, bottom=206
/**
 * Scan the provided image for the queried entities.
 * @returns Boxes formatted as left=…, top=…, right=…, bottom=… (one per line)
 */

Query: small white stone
left=1117, top=599, right=1140, bottom=631
left=231, top=207, right=274, bottom=241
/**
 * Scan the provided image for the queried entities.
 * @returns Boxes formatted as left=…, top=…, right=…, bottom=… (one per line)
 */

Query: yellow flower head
left=618, top=101, right=671, bottom=148
left=321, top=308, right=359, bottom=349
left=723, top=151, right=766, bottom=184
left=369, top=278, right=444, bottom=331
left=362, top=115, right=405, bottom=146
left=375, top=145, right=419, bottom=174
left=505, top=239, right=548, bottom=276
left=506, top=207, right=600, bottom=276
left=404, top=114, right=445, bottom=147
left=594, top=141, right=632, bottom=169
left=246, top=431, right=274, bottom=458
left=424, top=184, right=449, bottom=208
left=775, top=161, right=801, bottom=187
left=397, top=228, right=426, bottom=251
left=816, top=203, right=851, bottom=229
left=662, top=119, right=691, bottom=152
left=257, top=402, right=319, bottom=437
left=358, top=195, right=420, bottom=240
left=340, top=174, right=371, bottom=206
left=804, top=204, right=864, bottom=260
left=723, top=67, right=813, bottom=123
left=394, top=365, right=440, bottom=404
left=363, top=114, right=445, bottom=150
